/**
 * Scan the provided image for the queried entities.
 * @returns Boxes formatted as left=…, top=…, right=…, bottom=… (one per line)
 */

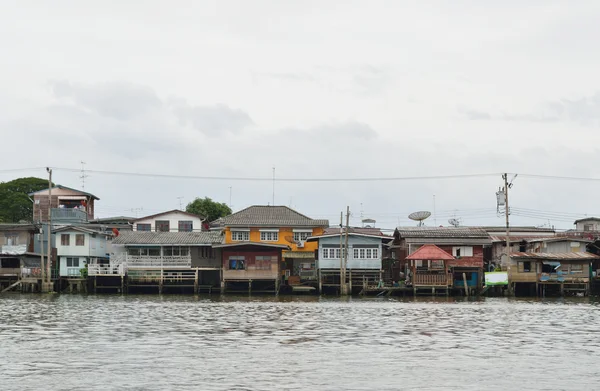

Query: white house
left=133, top=210, right=205, bottom=232
left=574, top=217, right=600, bottom=232
left=55, top=226, right=112, bottom=277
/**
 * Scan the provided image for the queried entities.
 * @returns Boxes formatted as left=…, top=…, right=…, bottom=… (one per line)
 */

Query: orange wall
left=224, top=227, right=324, bottom=253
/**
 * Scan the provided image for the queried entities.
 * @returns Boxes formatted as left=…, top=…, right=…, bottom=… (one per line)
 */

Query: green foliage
left=186, top=197, right=232, bottom=222
left=80, top=265, right=88, bottom=278
left=0, top=177, right=51, bottom=223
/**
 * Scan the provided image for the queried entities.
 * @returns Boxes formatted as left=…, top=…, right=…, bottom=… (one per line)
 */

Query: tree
left=0, top=177, right=51, bottom=223
left=186, top=197, right=232, bottom=222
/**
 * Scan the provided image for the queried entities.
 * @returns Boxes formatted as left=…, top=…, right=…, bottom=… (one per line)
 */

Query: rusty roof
left=510, top=252, right=600, bottom=260
left=396, top=227, right=490, bottom=238
left=405, top=244, right=455, bottom=261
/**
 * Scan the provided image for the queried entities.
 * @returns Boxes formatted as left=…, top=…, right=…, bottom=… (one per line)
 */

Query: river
left=1, top=294, right=599, bottom=390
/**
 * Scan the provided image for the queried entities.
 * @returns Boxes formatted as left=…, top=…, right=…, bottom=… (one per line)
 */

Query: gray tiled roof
left=112, top=231, right=223, bottom=245
left=219, top=206, right=329, bottom=227
left=396, top=227, right=490, bottom=238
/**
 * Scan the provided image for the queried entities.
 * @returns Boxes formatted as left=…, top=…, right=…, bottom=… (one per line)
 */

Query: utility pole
left=339, top=212, right=344, bottom=294
left=343, top=206, right=350, bottom=295
left=44, top=167, right=53, bottom=292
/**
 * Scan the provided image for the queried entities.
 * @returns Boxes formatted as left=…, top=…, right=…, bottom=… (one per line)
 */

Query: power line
left=48, top=167, right=500, bottom=182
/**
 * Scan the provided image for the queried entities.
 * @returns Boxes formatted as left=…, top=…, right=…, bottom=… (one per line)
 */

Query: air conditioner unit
left=297, top=241, right=305, bottom=248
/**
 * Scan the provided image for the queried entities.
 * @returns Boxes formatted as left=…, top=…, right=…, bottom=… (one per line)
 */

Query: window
left=231, top=231, right=249, bottom=241
left=156, top=220, right=170, bottom=232
left=164, top=247, right=188, bottom=256
left=323, top=248, right=331, bottom=259
left=75, top=234, right=85, bottom=246
left=66, top=257, right=80, bottom=267
left=452, top=246, right=473, bottom=257
left=570, top=264, right=583, bottom=273
left=293, top=232, right=310, bottom=242
left=323, top=248, right=343, bottom=259
left=229, top=257, right=245, bottom=270
left=61, top=234, right=70, bottom=246
left=178, top=220, right=193, bottom=232
left=5, top=234, right=18, bottom=246
left=519, top=261, right=532, bottom=272
left=359, top=248, right=366, bottom=259
left=584, top=224, right=593, bottom=231
left=137, top=223, right=151, bottom=231
left=255, top=256, right=274, bottom=270
left=199, top=247, right=213, bottom=258
left=372, top=248, right=379, bottom=259
left=353, top=248, right=359, bottom=259
left=260, top=231, right=279, bottom=241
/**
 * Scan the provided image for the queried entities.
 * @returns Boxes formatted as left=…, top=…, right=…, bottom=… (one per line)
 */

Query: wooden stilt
left=194, top=269, right=199, bottom=294
left=463, top=273, right=469, bottom=297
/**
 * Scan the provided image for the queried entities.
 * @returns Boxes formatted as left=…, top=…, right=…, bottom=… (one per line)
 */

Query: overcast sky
left=1, top=0, right=600, bottom=230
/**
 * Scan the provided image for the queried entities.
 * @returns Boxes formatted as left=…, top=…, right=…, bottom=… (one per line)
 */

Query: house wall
left=509, top=259, right=591, bottom=283
left=59, top=256, right=87, bottom=277
left=317, top=235, right=383, bottom=270
left=134, top=211, right=204, bottom=232
left=1, top=230, right=33, bottom=253
left=404, top=243, right=484, bottom=268
left=190, top=247, right=221, bottom=268
left=530, top=240, right=588, bottom=253
left=576, top=220, right=600, bottom=231
left=56, top=231, right=109, bottom=258
left=33, top=188, right=95, bottom=222
left=222, top=249, right=280, bottom=280
left=224, top=226, right=325, bottom=254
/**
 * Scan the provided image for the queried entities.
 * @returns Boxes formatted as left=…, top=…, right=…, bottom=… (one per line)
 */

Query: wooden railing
left=413, top=273, right=451, bottom=287
left=88, top=264, right=125, bottom=276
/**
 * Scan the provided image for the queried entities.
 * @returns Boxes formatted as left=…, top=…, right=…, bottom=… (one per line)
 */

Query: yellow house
left=219, top=205, right=329, bottom=281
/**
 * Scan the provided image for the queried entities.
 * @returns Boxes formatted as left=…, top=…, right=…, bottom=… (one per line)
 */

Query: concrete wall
left=56, top=230, right=109, bottom=258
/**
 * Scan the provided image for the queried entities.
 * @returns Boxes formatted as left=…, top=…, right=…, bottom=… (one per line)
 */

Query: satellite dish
left=408, top=211, right=431, bottom=227
left=448, top=218, right=460, bottom=227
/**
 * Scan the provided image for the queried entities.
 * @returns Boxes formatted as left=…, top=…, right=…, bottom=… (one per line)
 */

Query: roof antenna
left=272, top=166, right=275, bottom=206
left=80, top=161, right=88, bottom=190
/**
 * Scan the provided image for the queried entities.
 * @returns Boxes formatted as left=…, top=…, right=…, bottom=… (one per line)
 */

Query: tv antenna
left=80, top=161, right=89, bottom=190
left=177, top=197, right=184, bottom=210
left=408, top=211, right=432, bottom=227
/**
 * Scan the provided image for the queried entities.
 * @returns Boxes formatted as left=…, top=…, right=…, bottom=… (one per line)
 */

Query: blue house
left=307, top=228, right=392, bottom=293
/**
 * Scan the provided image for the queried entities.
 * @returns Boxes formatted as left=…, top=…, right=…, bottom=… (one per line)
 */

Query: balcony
left=413, top=272, right=452, bottom=287
left=51, top=208, right=88, bottom=223
left=88, top=264, right=125, bottom=276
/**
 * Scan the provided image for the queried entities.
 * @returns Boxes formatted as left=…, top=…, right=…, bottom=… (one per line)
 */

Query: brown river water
left=1, top=294, right=599, bottom=390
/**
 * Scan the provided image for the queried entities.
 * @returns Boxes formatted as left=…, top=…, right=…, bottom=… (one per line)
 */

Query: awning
left=283, top=251, right=315, bottom=259
left=542, top=261, right=561, bottom=267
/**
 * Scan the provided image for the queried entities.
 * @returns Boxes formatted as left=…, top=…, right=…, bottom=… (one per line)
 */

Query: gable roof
left=52, top=225, right=112, bottom=236
left=323, top=227, right=387, bottom=236
left=112, top=231, right=222, bottom=245
left=307, top=230, right=393, bottom=242
left=406, top=244, right=455, bottom=261
left=92, top=216, right=135, bottom=224
left=28, top=185, right=99, bottom=200
left=219, top=205, right=329, bottom=227
left=574, top=217, right=600, bottom=224
left=395, top=227, right=491, bottom=245
left=134, top=209, right=205, bottom=222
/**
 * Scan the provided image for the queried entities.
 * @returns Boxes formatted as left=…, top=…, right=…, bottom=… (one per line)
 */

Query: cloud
left=461, top=92, right=600, bottom=126
left=458, top=107, right=492, bottom=120
left=50, top=80, right=162, bottom=121
left=281, top=120, right=378, bottom=140
left=173, top=103, right=254, bottom=136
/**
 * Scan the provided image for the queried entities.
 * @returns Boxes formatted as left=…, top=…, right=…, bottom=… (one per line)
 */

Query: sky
left=2, top=0, right=600, bottom=230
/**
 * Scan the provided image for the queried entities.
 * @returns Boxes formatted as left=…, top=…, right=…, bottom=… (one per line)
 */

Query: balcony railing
left=413, top=273, right=451, bottom=287
left=1, top=245, right=27, bottom=255
left=51, top=208, right=88, bottom=223
left=88, top=264, right=125, bottom=276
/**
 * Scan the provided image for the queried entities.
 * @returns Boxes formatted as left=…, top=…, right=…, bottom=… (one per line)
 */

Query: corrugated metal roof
left=406, top=244, right=455, bottom=260
left=112, top=231, right=223, bottom=245
left=510, top=252, right=600, bottom=260
left=212, top=242, right=289, bottom=249
left=323, top=227, right=385, bottom=235
left=219, top=206, right=329, bottom=227
left=396, top=227, right=490, bottom=239
left=489, top=235, right=556, bottom=242
left=404, top=238, right=491, bottom=245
